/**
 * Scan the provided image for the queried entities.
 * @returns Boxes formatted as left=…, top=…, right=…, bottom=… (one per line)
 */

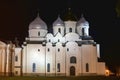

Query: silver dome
left=29, top=14, right=47, bottom=30
left=53, top=16, right=64, bottom=27
left=76, top=15, right=89, bottom=27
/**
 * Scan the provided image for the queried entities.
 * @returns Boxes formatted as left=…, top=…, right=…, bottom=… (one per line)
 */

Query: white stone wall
left=14, top=48, right=22, bottom=76
left=23, top=44, right=46, bottom=74
left=53, top=26, right=64, bottom=36
left=55, top=43, right=65, bottom=74
left=29, top=29, right=47, bottom=38
left=97, top=62, right=105, bottom=75
left=66, top=42, right=79, bottom=76
left=81, top=45, right=97, bottom=74
left=46, top=43, right=55, bottom=74
left=64, top=21, right=76, bottom=34
left=65, top=33, right=81, bottom=42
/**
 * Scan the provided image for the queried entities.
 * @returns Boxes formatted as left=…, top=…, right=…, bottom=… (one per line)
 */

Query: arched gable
left=65, top=33, right=80, bottom=42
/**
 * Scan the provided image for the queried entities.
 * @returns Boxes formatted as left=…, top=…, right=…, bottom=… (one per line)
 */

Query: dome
left=53, top=16, right=64, bottom=27
left=76, top=14, right=89, bottom=27
left=63, top=8, right=77, bottom=21
left=29, top=13, right=47, bottom=30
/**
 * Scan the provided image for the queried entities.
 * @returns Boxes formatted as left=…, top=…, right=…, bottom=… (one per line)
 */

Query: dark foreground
left=0, top=76, right=120, bottom=80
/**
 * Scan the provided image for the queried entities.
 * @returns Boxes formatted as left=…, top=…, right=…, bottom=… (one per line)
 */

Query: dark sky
left=0, top=0, right=120, bottom=72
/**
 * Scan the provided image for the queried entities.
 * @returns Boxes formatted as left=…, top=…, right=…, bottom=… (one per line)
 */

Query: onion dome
left=63, top=8, right=77, bottom=21
left=76, top=14, right=89, bottom=26
left=53, top=15, right=64, bottom=27
left=29, top=13, right=47, bottom=30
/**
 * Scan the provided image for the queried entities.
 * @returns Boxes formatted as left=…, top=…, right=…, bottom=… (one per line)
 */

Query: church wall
left=81, top=45, right=97, bottom=75
left=22, top=45, right=26, bottom=74
left=97, top=62, right=105, bottom=75
left=29, top=29, right=47, bottom=37
left=46, top=33, right=54, bottom=43
left=64, top=21, right=76, bottom=34
left=65, top=33, right=80, bottom=42
left=0, top=46, right=5, bottom=75
left=14, top=48, right=22, bottom=76
left=53, top=26, right=64, bottom=36
left=24, top=44, right=46, bottom=75
left=53, top=33, right=65, bottom=43
left=77, top=26, right=82, bottom=36
left=46, top=43, right=55, bottom=75
left=66, top=42, right=79, bottom=76
left=55, top=43, right=65, bottom=76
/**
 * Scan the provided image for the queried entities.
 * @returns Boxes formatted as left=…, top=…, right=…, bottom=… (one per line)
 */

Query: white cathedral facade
left=0, top=10, right=105, bottom=76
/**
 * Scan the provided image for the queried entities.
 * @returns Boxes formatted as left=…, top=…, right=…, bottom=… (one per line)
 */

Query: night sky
left=0, top=0, right=120, bottom=72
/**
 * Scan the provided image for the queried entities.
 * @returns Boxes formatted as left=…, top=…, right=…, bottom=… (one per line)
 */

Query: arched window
left=82, top=28, right=85, bottom=36
left=86, top=63, right=89, bottom=72
left=47, top=63, right=50, bottom=72
left=57, top=63, right=60, bottom=72
left=70, top=56, right=76, bottom=63
left=58, top=28, right=61, bottom=33
left=58, top=39, right=60, bottom=42
left=69, top=28, right=72, bottom=32
left=49, top=39, right=51, bottom=42
left=32, top=63, right=36, bottom=72
left=15, top=56, right=18, bottom=62
left=48, top=48, right=50, bottom=52
left=67, top=48, right=69, bottom=51
left=58, top=48, right=60, bottom=52
left=38, top=32, right=40, bottom=36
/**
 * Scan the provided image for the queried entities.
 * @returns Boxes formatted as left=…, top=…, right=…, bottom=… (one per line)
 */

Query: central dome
left=63, top=8, right=77, bottom=21
left=29, top=14, right=47, bottom=30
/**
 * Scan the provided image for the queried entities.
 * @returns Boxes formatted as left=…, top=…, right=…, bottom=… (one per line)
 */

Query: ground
left=0, top=76, right=119, bottom=80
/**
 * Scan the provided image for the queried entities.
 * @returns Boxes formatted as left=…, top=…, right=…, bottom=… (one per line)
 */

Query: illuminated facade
left=0, top=10, right=105, bottom=76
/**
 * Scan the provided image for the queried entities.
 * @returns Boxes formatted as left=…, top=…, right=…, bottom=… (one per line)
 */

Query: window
left=38, top=32, right=40, bottom=36
left=82, top=28, right=85, bottom=36
left=70, top=56, right=76, bottom=63
left=69, top=28, right=72, bottom=32
left=48, top=48, right=50, bottom=52
left=38, top=49, right=40, bottom=52
left=58, top=28, right=61, bottom=33
left=49, top=39, right=51, bottom=42
left=15, top=71, right=18, bottom=74
left=57, top=63, right=60, bottom=72
left=32, top=63, right=36, bottom=72
left=86, top=63, right=89, bottom=72
left=47, top=63, right=50, bottom=72
left=67, top=48, right=69, bottom=51
left=58, top=39, right=60, bottom=42
left=15, top=56, right=18, bottom=62
left=58, top=48, right=60, bottom=52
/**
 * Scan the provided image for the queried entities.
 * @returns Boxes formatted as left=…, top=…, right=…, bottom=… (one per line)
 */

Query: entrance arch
left=70, top=66, right=75, bottom=76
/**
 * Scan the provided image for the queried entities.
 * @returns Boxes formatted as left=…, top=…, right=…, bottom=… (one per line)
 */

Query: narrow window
left=58, top=39, right=60, bottom=42
left=69, top=28, right=72, bottom=32
left=70, top=56, right=76, bottom=63
left=58, top=48, right=60, bottom=52
left=49, top=39, right=51, bottom=42
left=57, top=63, right=60, bottom=72
left=67, top=48, right=69, bottom=51
left=15, top=56, right=18, bottom=62
left=48, top=48, right=50, bottom=52
left=47, top=63, right=50, bottom=72
left=58, top=28, right=61, bottom=33
left=38, top=32, right=40, bottom=36
left=32, top=63, right=36, bottom=72
left=86, top=63, right=89, bottom=72
left=15, top=71, right=18, bottom=74
left=38, top=49, right=40, bottom=52
left=82, top=28, right=85, bottom=36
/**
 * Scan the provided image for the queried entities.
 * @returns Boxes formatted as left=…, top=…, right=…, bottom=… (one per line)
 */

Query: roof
left=29, top=13, right=47, bottom=30
left=63, top=8, right=77, bottom=21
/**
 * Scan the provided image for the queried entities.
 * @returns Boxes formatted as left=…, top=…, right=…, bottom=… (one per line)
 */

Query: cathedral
left=0, top=9, right=105, bottom=76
